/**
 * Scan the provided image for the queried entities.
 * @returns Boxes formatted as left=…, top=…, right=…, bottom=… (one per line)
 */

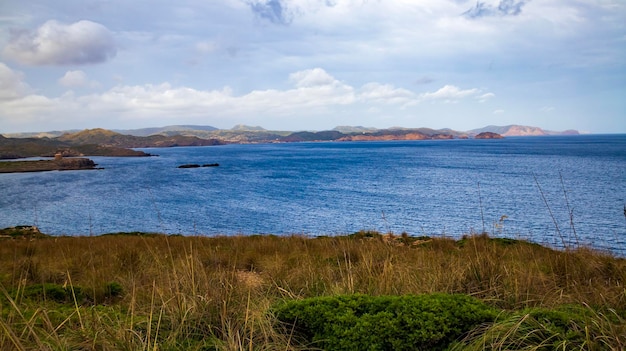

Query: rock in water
left=475, top=132, right=504, bottom=139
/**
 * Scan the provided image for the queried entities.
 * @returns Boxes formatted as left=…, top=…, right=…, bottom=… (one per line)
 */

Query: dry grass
left=1, top=232, right=625, bottom=350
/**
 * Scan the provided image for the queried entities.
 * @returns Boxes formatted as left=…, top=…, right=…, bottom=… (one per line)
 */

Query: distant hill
left=0, top=128, right=226, bottom=159
left=332, top=126, right=378, bottom=133
left=281, top=131, right=346, bottom=142
left=0, top=133, right=150, bottom=159
left=115, top=125, right=219, bottom=137
left=3, top=130, right=80, bottom=138
left=468, top=125, right=579, bottom=136
left=58, top=128, right=224, bottom=148
left=1, top=124, right=581, bottom=152
left=231, top=124, right=266, bottom=131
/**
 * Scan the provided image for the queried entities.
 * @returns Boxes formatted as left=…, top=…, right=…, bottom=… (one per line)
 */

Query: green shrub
left=18, top=283, right=83, bottom=303
left=104, top=281, right=123, bottom=298
left=453, top=304, right=626, bottom=350
left=273, top=293, right=498, bottom=351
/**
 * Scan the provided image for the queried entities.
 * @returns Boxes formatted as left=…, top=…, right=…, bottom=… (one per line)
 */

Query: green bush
left=18, top=283, right=84, bottom=303
left=104, top=281, right=123, bottom=298
left=273, top=293, right=498, bottom=351
left=453, top=304, right=626, bottom=351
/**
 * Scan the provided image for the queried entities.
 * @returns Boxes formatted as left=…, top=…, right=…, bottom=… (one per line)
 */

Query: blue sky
left=0, top=0, right=624, bottom=133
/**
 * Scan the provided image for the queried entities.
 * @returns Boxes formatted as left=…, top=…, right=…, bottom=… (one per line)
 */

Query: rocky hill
left=0, top=128, right=228, bottom=159
left=468, top=125, right=579, bottom=136
left=57, top=128, right=224, bottom=148
left=115, top=125, right=218, bottom=137
left=115, top=125, right=471, bottom=143
left=1, top=124, right=580, bottom=157
left=332, top=126, right=379, bottom=133
left=0, top=134, right=151, bottom=159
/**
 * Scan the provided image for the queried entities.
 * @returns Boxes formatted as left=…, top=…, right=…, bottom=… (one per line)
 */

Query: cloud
left=75, top=68, right=355, bottom=119
left=0, top=68, right=492, bottom=131
left=420, top=85, right=483, bottom=103
left=58, top=70, right=100, bottom=88
left=3, top=20, right=117, bottom=65
left=359, top=83, right=417, bottom=105
left=0, top=63, right=31, bottom=100
left=289, top=68, right=337, bottom=88
left=246, top=0, right=292, bottom=25
left=464, top=0, right=529, bottom=19
left=477, top=92, right=495, bottom=102
left=493, top=109, right=505, bottom=114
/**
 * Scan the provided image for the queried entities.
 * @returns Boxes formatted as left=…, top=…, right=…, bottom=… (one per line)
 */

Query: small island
left=474, top=132, right=504, bottom=139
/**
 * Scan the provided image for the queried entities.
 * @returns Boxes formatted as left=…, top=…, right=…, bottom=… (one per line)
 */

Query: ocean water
left=1, top=135, right=625, bottom=255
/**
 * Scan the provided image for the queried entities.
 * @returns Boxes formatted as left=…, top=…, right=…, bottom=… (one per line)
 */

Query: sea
left=1, top=135, right=625, bottom=256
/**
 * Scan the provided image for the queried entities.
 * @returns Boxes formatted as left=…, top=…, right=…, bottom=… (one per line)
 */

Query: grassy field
left=1, top=230, right=624, bottom=350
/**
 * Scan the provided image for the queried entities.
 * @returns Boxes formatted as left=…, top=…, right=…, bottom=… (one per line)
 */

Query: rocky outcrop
left=0, top=226, right=49, bottom=239
left=0, top=157, right=98, bottom=173
left=475, top=132, right=504, bottom=139
left=178, top=163, right=219, bottom=168
left=56, top=158, right=97, bottom=170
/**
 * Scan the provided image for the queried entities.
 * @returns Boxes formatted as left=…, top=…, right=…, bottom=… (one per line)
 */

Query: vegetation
left=274, top=293, right=497, bottom=350
left=1, top=231, right=624, bottom=350
left=56, top=128, right=224, bottom=148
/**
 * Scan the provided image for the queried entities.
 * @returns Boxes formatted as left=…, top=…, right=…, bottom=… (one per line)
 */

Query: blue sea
left=1, top=135, right=625, bottom=255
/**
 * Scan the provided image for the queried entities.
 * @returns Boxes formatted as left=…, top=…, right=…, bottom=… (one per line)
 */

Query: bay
left=1, top=135, right=625, bottom=256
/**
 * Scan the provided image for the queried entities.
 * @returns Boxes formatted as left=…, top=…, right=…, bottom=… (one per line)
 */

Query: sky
left=0, top=0, right=624, bottom=133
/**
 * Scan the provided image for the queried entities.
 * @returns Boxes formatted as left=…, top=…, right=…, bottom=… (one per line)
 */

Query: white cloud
left=0, top=67, right=496, bottom=132
left=0, top=63, right=31, bottom=100
left=64, top=69, right=357, bottom=121
left=289, top=68, right=337, bottom=88
left=358, top=83, right=417, bottom=105
left=477, top=92, right=495, bottom=102
left=420, top=85, right=483, bottom=102
left=58, top=70, right=100, bottom=88
left=493, top=109, right=505, bottom=114
left=3, top=20, right=117, bottom=65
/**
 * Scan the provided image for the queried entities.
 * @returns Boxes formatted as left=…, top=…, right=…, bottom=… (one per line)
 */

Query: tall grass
left=1, top=232, right=625, bottom=350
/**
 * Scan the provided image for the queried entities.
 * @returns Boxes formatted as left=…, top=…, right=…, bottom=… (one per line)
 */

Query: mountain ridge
left=468, top=125, right=580, bottom=136
left=1, top=124, right=582, bottom=159
left=2, top=124, right=579, bottom=139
